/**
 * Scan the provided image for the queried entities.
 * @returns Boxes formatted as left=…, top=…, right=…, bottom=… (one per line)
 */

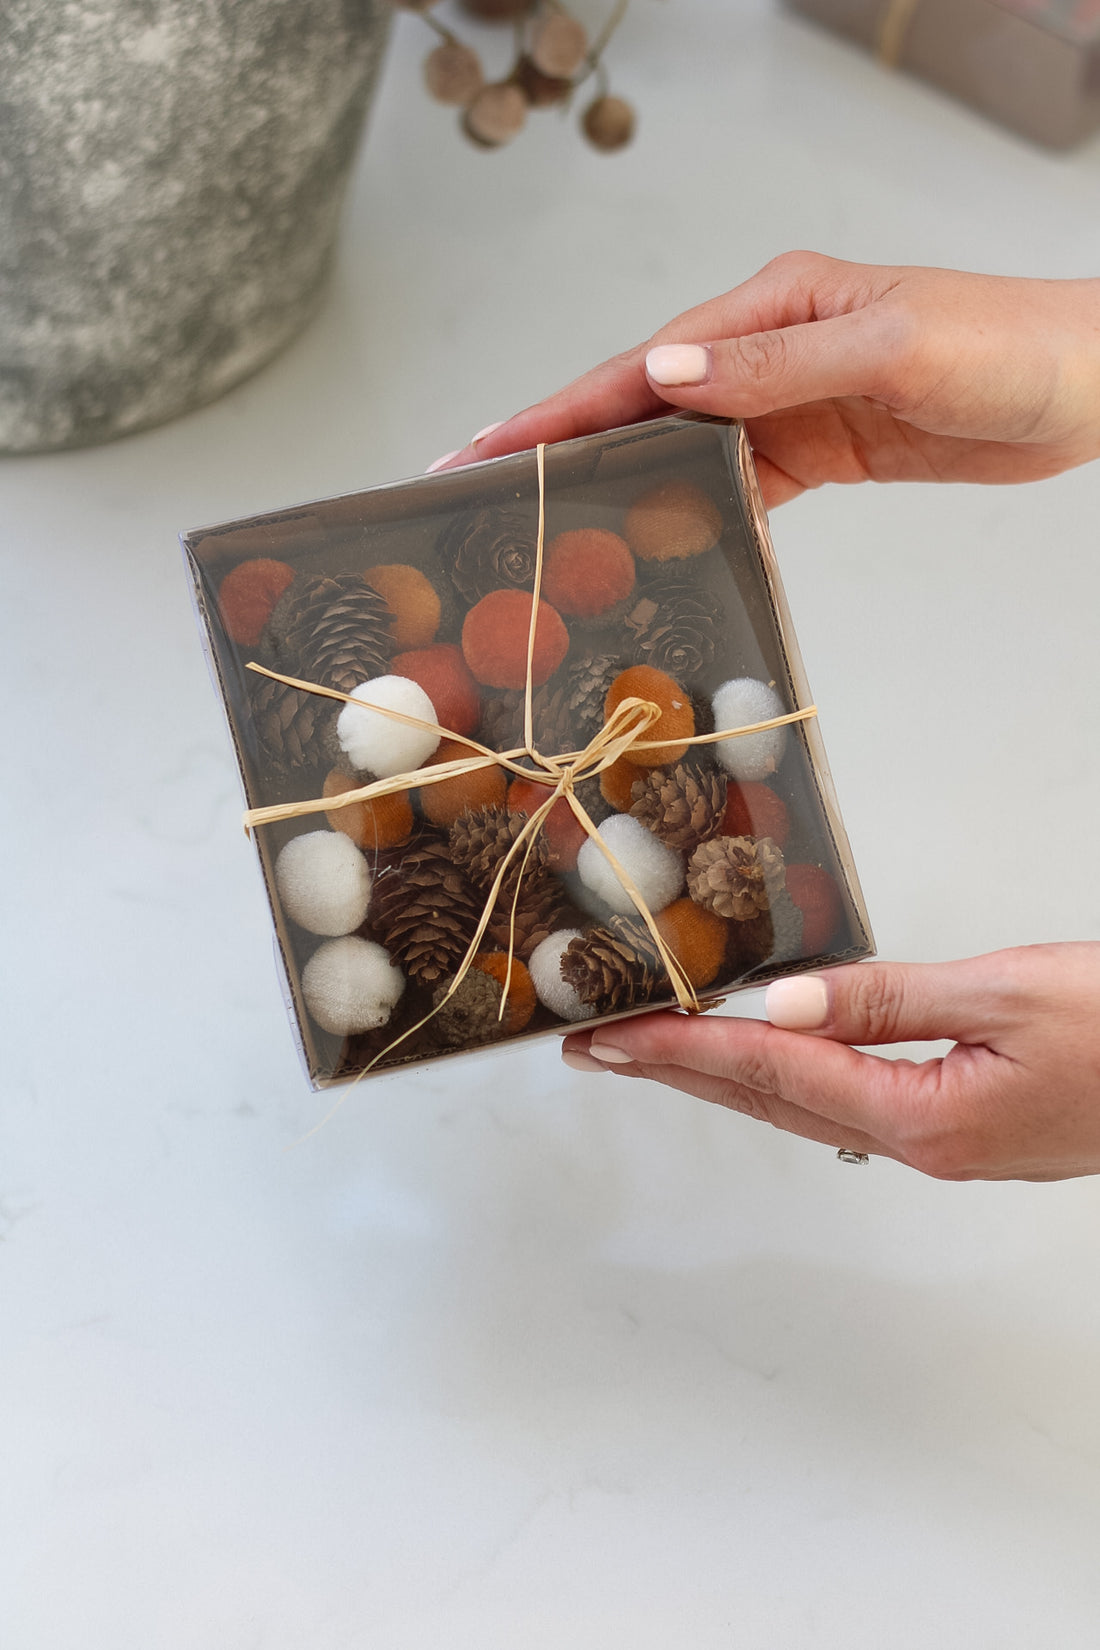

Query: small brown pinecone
left=370, top=840, right=483, bottom=989
left=268, top=573, right=394, bottom=697
left=560, top=914, right=667, bottom=1014
left=626, top=568, right=721, bottom=681
left=687, top=835, right=787, bottom=922
left=629, top=761, right=726, bottom=853
left=477, top=691, right=526, bottom=755
left=437, top=507, right=538, bottom=605
left=725, top=908, right=775, bottom=977
left=431, top=968, right=506, bottom=1048
left=248, top=672, right=338, bottom=774
left=564, top=653, right=620, bottom=740
left=450, top=807, right=565, bottom=957
left=573, top=775, right=615, bottom=828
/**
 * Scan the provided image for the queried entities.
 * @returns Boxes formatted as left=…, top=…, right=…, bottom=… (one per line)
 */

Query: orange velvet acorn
left=323, top=768, right=414, bottom=852
left=654, top=898, right=729, bottom=991
left=218, top=558, right=295, bottom=647
left=470, top=952, right=537, bottom=1034
left=462, top=589, right=570, bottom=689
left=391, top=643, right=480, bottom=737
left=419, top=737, right=507, bottom=828
left=604, top=665, right=694, bottom=767
left=541, top=528, right=635, bottom=618
left=363, top=564, right=441, bottom=649
left=624, top=480, right=723, bottom=563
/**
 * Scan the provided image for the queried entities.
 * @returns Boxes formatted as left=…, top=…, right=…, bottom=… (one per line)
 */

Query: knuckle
left=846, top=968, right=909, bottom=1044
left=728, top=328, right=790, bottom=387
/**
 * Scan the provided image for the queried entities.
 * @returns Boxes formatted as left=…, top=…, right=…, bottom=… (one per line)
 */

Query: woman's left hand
left=561, top=943, right=1100, bottom=1182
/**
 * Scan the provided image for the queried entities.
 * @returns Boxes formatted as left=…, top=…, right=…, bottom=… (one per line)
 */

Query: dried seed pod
left=512, top=54, right=571, bottom=108
left=530, top=14, right=588, bottom=78
left=424, top=40, right=484, bottom=107
left=582, top=94, right=635, bottom=152
left=463, top=81, right=528, bottom=146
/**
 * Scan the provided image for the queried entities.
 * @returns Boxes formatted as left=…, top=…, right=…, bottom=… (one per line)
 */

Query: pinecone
left=563, top=653, right=619, bottom=741
left=725, top=908, right=775, bottom=977
left=560, top=914, right=667, bottom=1014
left=370, top=840, right=483, bottom=988
left=268, top=573, right=394, bottom=696
left=430, top=968, right=506, bottom=1048
left=625, top=567, right=721, bottom=681
left=477, top=691, right=526, bottom=754
left=437, top=506, right=538, bottom=605
left=629, top=761, right=726, bottom=853
left=450, top=806, right=565, bottom=957
left=247, top=672, right=338, bottom=774
left=572, top=775, right=615, bottom=828
left=687, top=835, right=787, bottom=922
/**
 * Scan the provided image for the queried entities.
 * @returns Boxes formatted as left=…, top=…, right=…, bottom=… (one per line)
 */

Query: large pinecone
left=437, top=506, right=539, bottom=605
left=268, top=573, right=394, bottom=696
left=562, top=653, right=620, bottom=742
left=687, top=835, right=786, bottom=922
left=629, top=761, right=726, bottom=853
left=625, top=567, right=721, bottom=681
left=247, top=672, right=338, bottom=774
left=370, top=839, right=483, bottom=988
left=475, top=655, right=619, bottom=761
left=560, top=914, right=667, bottom=1014
left=450, top=806, right=566, bottom=957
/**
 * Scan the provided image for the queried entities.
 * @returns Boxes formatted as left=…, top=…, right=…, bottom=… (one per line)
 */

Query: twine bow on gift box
left=242, top=442, right=819, bottom=1076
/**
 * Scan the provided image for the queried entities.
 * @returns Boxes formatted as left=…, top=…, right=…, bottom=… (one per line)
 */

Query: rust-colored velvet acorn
left=363, top=564, right=441, bottom=650
left=218, top=558, right=295, bottom=647
left=604, top=665, right=694, bottom=767
left=506, top=775, right=587, bottom=872
left=721, top=781, right=791, bottom=850
left=541, top=529, right=635, bottom=619
left=624, top=481, right=723, bottom=563
left=471, top=952, right=537, bottom=1033
left=785, top=863, right=843, bottom=954
left=462, top=589, right=570, bottom=689
left=391, top=643, right=481, bottom=738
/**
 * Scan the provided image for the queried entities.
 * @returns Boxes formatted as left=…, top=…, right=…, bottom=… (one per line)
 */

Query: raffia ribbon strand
left=241, top=442, right=819, bottom=1079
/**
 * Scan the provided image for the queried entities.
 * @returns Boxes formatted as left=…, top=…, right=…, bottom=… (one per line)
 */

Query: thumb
left=765, top=956, right=1015, bottom=1049
left=644, top=309, right=897, bottom=419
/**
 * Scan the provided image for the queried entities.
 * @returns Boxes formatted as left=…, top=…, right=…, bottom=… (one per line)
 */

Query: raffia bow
left=242, top=442, right=818, bottom=1077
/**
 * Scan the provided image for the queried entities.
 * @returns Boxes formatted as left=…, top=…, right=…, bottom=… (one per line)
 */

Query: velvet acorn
left=540, top=529, right=635, bottom=619
left=419, top=737, right=507, bottom=828
left=218, top=558, right=295, bottom=647
left=624, top=481, right=722, bottom=563
left=576, top=814, right=684, bottom=917
left=712, top=678, right=789, bottom=782
left=653, top=898, right=728, bottom=991
left=301, top=936, right=405, bottom=1036
left=721, top=779, right=791, bottom=849
left=605, top=664, right=694, bottom=767
left=391, top=643, right=481, bottom=738
left=323, top=769, right=414, bottom=852
left=274, top=830, right=372, bottom=936
left=461, top=589, right=570, bottom=689
left=337, top=675, right=441, bottom=777
left=362, top=564, right=441, bottom=649
left=785, top=863, right=843, bottom=954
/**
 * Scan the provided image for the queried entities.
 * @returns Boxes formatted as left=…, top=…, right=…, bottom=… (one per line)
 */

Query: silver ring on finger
left=837, top=1148, right=870, bottom=1165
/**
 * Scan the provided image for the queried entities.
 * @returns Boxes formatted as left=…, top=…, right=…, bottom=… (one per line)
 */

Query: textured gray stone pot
left=0, top=1, right=391, bottom=453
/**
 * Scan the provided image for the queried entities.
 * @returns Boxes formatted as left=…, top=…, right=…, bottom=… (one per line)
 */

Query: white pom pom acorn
left=712, top=678, right=789, bottom=782
left=337, top=675, right=441, bottom=778
left=576, top=814, right=684, bottom=917
left=274, top=830, right=372, bottom=936
left=301, top=936, right=405, bottom=1036
left=529, top=930, right=597, bottom=1023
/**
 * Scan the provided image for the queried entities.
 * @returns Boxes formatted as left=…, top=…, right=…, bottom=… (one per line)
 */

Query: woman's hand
left=436, top=252, right=1100, bottom=505
left=561, top=943, right=1100, bottom=1182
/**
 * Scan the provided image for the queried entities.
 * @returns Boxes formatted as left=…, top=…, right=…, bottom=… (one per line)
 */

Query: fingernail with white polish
left=765, top=976, right=829, bottom=1031
left=426, top=450, right=461, bottom=473
left=562, top=1049, right=609, bottom=1074
left=586, top=1042, right=633, bottom=1065
left=472, top=420, right=505, bottom=445
left=645, top=344, right=712, bottom=387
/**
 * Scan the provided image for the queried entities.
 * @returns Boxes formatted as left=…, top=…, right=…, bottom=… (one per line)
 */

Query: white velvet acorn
left=336, top=675, right=441, bottom=777
left=274, top=830, right=372, bottom=936
left=528, top=929, right=597, bottom=1022
left=576, top=814, right=683, bottom=917
left=301, top=936, right=405, bottom=1036
left=711, top=677, right=789, bottom=782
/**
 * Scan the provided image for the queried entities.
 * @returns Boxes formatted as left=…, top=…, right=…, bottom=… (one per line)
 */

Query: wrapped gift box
left=783, top=0, right=1100, bottom=149
left=182, top=416, right=873, bottom=1090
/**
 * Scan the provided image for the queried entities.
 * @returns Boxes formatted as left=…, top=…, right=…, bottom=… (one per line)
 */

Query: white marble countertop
left=4, top=4, right=1100, bottom=1644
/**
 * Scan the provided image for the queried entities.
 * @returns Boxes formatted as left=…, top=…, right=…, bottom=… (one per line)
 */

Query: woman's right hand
left=440, top=253, right=1100, bottom=506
